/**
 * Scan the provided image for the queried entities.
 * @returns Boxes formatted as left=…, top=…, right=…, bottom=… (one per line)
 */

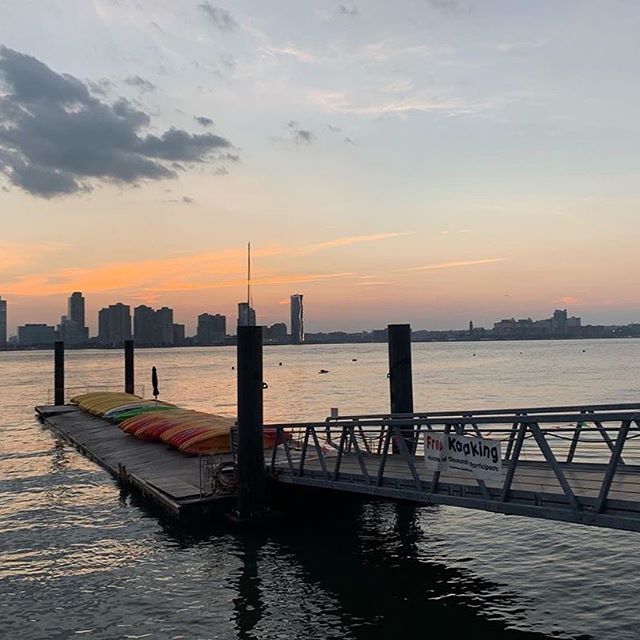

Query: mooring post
left=124, top=339, right=135, bottom=395
left=236, top=325, right=265, bottom=520
left=388, top=324, right=414, bottom=453
left=54, top=340, right=65, bottom=406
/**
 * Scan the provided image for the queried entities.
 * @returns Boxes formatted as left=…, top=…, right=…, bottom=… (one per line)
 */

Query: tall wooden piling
left=236, top=325, right=265, bottom=520
left=388, top=324, right=414, bottom=453
left=388, top=324, right=414, bottom=414
left=54, top=340, right=65, bottom=406
left=124, top=340, right=135, bottom=395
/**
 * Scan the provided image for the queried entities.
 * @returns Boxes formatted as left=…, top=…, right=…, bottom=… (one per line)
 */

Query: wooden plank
left=36, top=406, right=234, bottom=516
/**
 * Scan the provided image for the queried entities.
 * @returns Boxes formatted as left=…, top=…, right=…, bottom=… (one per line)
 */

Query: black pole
left=54, top=340, right=65, bottom=406
left=388, top=324, right=414, bottom=454
left=124, top=339, right=134, bottom=395
left=236, top=325, right=265, bottom=520
left=388, top=324, right=414, bottom=414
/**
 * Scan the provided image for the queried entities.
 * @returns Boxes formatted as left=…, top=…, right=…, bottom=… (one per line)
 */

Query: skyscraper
left=68, top=292, right=85, bottom=328
left=98, top=303, right=132, bottom=347
left=197, top=313, right=226, bottom=344
left=237, top=302, right=256, bottom=327
left=290, top=294, right=304, bottom=344
left=0, top=297, right=7, bottom=346
left=59, top=292, right=88, bottom=345
left=134, top=305, right=155, bottom=345
left=153, top=307, right=174, bottom=346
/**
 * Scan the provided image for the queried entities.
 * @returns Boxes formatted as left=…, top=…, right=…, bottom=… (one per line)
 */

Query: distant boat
left=319, top=369, right=329, bottom=374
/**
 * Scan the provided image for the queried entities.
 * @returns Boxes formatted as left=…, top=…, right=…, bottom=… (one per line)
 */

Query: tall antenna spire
left=247, top=242, right=252, bottom=308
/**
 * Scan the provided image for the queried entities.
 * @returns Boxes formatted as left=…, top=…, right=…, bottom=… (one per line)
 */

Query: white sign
left=424, top=432, right=502, bottom=480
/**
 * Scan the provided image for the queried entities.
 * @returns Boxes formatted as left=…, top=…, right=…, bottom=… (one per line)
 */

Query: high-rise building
left=172, top=323, right=186, bottom=346
left=265, top=322, right=288, bottom=343
left=134, top=305, right=155, bottom=345
left=552, top=309, right=568, bottom=336
left=197, top=313, right=226, bottom=345
left=0, top=297, right=6, bottom=346
left=18, top=324, right=57, bottom=346
left=57, top=316, right=88, bottom=346
left=68, top=292, right=85, bottom=328
left=98, top=303, right=131, bottom=347
left=237, top=302, right=256, bottom=327
left=153, top=307, right=174, bottom=346
left=290, top=294, right=304, bottom=344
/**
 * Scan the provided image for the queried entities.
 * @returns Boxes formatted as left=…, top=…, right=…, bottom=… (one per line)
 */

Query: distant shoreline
left=2, top=333, right=640, bottom=352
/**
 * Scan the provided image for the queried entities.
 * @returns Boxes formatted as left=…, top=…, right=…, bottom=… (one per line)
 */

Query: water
left=1, top=339, right=639, bottom=639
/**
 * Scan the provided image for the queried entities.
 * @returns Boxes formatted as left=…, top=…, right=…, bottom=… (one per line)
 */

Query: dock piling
left=54, top=340, right=65, bottom=406
left=388, top=324, right=414, bottom=453
left=236, top=325, right=265, bottom=520
left=124, top=340, right=135, bottom=393
left=387, top=324, right=414, bottom=414
left=124, top=340, right=135, bottom=395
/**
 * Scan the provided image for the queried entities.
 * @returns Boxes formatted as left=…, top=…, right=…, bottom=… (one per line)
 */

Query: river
left=1, top=339, right=639, bottom=639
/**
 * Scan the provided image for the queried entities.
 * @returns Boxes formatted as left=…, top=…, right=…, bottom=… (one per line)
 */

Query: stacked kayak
left=121, top=408, right=236, bottom=454
left=69, top=391, right=279, bottom=455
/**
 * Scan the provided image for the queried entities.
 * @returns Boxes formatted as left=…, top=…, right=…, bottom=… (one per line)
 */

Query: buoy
left=278, top=362, right=282, bottom=366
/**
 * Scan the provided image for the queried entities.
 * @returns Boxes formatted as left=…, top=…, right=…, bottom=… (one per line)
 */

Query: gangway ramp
left=267, top=404, right=640, bottom=532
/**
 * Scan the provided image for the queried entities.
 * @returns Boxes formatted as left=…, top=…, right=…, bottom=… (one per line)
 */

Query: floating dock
left=36, top=405, right=235, bottom=517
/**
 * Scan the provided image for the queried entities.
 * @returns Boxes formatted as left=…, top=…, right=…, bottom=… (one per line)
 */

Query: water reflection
left=232, top=534, right=265, bottom=639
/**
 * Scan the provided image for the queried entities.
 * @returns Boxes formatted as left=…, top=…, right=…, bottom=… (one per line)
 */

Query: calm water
left=1, top=340, right=640, bottom=639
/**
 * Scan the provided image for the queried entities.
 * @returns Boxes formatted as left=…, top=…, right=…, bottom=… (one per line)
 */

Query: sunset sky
left=1, top=1, right=639, bottom=335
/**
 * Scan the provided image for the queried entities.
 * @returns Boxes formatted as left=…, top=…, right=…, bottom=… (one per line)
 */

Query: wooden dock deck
left=36, top=405, right=235, bottom=517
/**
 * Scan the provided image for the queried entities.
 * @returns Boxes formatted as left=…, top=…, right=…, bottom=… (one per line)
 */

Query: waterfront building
left=172, top=323, right=186, bottom=346
left=0, top=297, right=6, bottom=345
left=265, top=322, right=288, bottom=343
left=237, top=302, right=256, bottom=327
left=68, top=292, right=85, bottom=329
left=197, top=313, right=226, bottom=345
left=98, top=303, right=132, bottom=347
left=18, top=323, right=56, bottom=346
left=134, top=305, right=155, bottom=345
left=56, top=316, right=88, bottom=346
left=153, top=307, right=174, bottom=346
left=290, top=294, right=304, bottom=344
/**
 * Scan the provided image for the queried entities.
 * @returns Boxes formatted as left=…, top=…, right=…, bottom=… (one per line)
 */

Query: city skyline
left=1, top=3, right=639, bottom=332
left=5, top=286, right=640, bottom=347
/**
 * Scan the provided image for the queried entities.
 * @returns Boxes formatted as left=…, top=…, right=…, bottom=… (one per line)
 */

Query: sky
left=1, top=0, right=639, bottom=335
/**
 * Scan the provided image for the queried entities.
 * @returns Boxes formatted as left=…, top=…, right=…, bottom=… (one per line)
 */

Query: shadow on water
left=148, top=488, right=593, bottom=640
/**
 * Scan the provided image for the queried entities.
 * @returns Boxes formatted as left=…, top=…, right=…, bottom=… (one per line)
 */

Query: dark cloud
left=282, top=121, right=315, bottom=146
left=124, top=75, right=156, bottom=92
left=0, top=46, right=235, bottom=198
left=338, top=4, right=359, bottom=17
left=425, top=0, right=467, bottom=16
left=195, top=116, right=214, bottom=127
left=296, top=129, right=314, bottom=144
left=198, top=3, right=239, bottom=31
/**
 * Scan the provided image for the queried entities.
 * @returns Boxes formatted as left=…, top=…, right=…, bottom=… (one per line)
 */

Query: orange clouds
left=0, top=233, right=406, bottom=298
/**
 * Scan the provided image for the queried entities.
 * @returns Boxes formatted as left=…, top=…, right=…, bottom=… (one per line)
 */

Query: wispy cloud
left=0, top=233, right=403, bottom=297
left=410, top=258, right=507, bottom=271
left=297, top=232, right=410, bottom=255
left=310, top=90, right=489, bottom=117
left=0, top=242, right=68, bottom=275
